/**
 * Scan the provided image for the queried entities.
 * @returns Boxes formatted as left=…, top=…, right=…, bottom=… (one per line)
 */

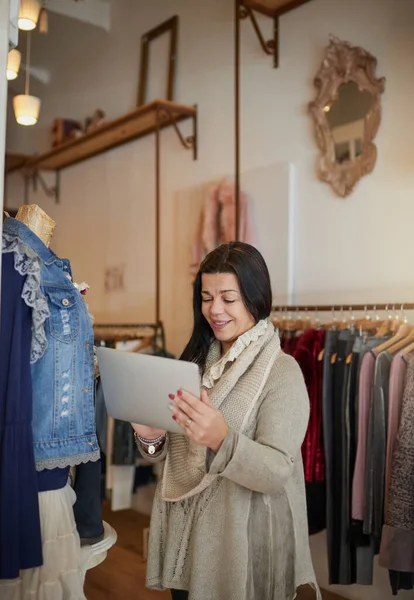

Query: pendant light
left=18, top=0, right=41, bottom=31
left=13, top=32, right=41, bottom=126
left=7, top=49, right=22, bottom=80
left=38, top=4, right=48, bottom=34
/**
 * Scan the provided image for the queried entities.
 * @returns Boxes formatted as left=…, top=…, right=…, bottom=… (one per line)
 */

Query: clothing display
left=73, top=460, right=105, bottom=545
left=3, top=216, right=100, bottom=470
left=379, top=352, right=414, bottom=586
left=141, top=321, right=320, bottom=600
left=1, top=207, right=106, bottom=598
left=278, top=313, right=414, bottom=595
left=284, top=328, right=326, bottom=534
left=0, top=485, right=92, bottom=600
left=0, top=248, right=43, bottom=579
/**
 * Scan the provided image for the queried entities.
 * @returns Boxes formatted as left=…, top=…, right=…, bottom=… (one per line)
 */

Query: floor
left=85, top=502, right=345, bottom=600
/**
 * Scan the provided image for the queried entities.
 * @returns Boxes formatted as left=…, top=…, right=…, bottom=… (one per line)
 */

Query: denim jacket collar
left=3, top=217, right=73, bottom=277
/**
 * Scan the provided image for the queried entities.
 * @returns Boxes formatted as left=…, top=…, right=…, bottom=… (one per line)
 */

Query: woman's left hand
left=169, top=389, right=228, bottom=453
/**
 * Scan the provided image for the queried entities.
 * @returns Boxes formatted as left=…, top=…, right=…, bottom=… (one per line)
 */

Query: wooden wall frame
left=137, top=16, right=178, bottom=107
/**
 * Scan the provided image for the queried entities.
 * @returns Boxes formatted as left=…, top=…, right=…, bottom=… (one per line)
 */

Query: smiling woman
left=132, top=242, right=320, bottom=600
left=183, top=242, right=272, bottom=363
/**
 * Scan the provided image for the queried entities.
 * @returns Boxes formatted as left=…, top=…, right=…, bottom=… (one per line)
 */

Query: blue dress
left=0, top=252, right=43, bottom=579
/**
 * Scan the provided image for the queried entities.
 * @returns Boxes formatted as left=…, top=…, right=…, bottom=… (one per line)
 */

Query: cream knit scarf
left=161, top=320, right=281, bottom=502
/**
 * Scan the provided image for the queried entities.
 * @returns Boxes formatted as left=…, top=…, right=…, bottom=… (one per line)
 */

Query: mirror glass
left=324, top=81, right=373, bottom=164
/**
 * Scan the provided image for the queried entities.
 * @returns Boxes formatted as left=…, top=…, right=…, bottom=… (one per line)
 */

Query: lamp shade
left=13, top=94, right=41, bottom=126
left=18, top=0, right=41, bottom=31
left=7, top=49, right=22, bottom=80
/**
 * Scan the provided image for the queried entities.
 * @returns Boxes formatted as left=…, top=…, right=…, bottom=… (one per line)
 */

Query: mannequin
left=1, top=208, right=102, bottom=599
left=14, top=204, right=104, bottom=545
left=15, top=204, right=56, bottom=248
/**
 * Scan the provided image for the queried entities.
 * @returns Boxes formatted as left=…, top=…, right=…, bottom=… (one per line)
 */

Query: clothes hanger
left=336, top=306, right=349, bottom=331
left=375, top=305, right=392, bottom=337
left=385, top=305, right=414, bottom=354
left=302, top=308, right=312, bottom=331
left=374, top=305, right=412, bottom=354
left=355, top=306, right=382, bottom=334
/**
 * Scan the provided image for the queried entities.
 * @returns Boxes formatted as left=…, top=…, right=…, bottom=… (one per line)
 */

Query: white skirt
left=0, top=484, right=92, bottom=600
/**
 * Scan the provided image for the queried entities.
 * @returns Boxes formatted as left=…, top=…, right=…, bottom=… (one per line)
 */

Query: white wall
left=5, top=1, right=414, bottom=597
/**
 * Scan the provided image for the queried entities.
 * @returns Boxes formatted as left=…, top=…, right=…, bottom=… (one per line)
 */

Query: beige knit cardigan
left=142, top=326, right=320, bottom=600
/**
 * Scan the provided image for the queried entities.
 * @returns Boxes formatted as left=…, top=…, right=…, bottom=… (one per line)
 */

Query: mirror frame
left=309, top=36, right=386, bottom=198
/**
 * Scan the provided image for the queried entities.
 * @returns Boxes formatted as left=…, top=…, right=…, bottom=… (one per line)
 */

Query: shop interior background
left=3, top=0, right=414, bottom=598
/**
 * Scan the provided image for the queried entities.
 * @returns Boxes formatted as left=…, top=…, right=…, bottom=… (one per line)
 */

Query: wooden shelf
left=243, top=0, right=313, bottom=18
left=5, top=152, right=28, bottom=173
left=11, top=100, right=196, bottom=172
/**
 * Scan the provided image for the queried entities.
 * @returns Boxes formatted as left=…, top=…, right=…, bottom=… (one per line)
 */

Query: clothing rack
left=93, top=322, right=166, bottom=351
left=272, top=303, right=414, bottom=312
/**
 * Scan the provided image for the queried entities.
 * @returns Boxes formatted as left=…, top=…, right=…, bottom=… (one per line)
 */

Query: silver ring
left=185, top=418, right=193, bottom=428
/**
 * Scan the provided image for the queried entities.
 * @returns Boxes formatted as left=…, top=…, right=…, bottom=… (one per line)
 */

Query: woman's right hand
left=131, top=423, right=166, bottom=440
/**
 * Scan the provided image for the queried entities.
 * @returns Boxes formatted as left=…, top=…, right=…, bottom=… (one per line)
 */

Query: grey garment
left=352, top=335, right=391, bottom=449
left=363, top=350, right=393, bottom=539
left=338, top=331, right=356, bottom=584
left=350, top=336, right=390, bottom=586
left=356, top=539, right=376, bottom=585
left=322, top=330, right=339, bottom=584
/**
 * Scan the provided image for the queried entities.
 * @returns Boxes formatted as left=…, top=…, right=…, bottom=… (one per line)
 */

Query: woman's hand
left=168, top=389, right=228, bottom=453
left=131, top=424, right=166, bottom=440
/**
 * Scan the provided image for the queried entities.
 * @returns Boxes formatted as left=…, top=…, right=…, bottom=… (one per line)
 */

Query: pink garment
left=384, top=350, right=410, bottom=513
left=190, top=177, right=255, bottom=276
left=351, top=351, right=376, bottom=520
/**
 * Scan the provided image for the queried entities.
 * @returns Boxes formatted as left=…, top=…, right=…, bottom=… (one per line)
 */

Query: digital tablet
left=96, top=347, right=200, bottom=434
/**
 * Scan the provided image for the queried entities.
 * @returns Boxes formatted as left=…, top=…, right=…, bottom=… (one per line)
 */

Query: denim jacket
left=3, top=218, right=100, bottom=470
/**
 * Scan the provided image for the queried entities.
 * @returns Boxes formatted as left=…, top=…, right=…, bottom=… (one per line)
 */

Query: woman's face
left=201, top=272, right=255, bottom=353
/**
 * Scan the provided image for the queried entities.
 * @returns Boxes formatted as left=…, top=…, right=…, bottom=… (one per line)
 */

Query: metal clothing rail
left=93, top=322, right=166, bottom=349
left=272, top=304, right=414, bottom=312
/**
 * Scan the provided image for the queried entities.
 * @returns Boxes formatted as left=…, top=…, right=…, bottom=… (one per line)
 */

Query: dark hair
left=180, top=242, right=272, bottom=370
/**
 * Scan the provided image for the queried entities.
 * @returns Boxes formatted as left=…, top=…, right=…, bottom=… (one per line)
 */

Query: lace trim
left=202, top=318, right=269, bottom=388
left=35, top=449, right=100, bottom=471
left=2, top=233, right=50, bottom=363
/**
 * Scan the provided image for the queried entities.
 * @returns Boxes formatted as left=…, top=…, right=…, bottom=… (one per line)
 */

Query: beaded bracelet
left=133, top=431, right=166, bottom=455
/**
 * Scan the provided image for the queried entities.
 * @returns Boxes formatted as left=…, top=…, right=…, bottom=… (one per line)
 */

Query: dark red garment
left=281, top=333, right=299, bottom=356
left=292, top=329, right=326, bottom=483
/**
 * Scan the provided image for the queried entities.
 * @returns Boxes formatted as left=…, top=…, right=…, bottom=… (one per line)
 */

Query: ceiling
left=47, top=0, right=110, bottom=32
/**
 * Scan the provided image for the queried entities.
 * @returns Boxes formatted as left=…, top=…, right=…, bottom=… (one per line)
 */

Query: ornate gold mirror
left=309, top=36, right=386, bottom=197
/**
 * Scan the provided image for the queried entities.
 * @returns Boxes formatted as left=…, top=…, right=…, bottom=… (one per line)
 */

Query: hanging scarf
left=161, top=319, right=281, bottom=501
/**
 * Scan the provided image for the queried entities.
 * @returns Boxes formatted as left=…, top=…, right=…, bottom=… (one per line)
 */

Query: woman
left=133, top=242, right=320, bottom=600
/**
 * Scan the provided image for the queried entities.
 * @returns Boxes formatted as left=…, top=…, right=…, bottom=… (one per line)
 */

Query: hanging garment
left=281, top=332, right=299, bottom=356
left=379, top=352, right=414, bottom=588
left=332, top=331, right=356, bottom=584
left=190, top=177, right=255, bottom=276
left=0, top=249, right=43, bottom=579
left=363, top=350, right=395, bottom=541
left=3, top=217, right=100, bottom=470
left=348, top=335, right=390, bottom=586
left=73, top=460, right=104, bottom=545
left=0, top=484, right=92, bottom=600
left=321, top=329, right=339, bottom=583
left=384, top=350, right=410, bottom=514
left=293, top=329, right=325, bottom=484
left=352, top=350, right=377, bottom=521
left=292, top=329, right=326, bottom=535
